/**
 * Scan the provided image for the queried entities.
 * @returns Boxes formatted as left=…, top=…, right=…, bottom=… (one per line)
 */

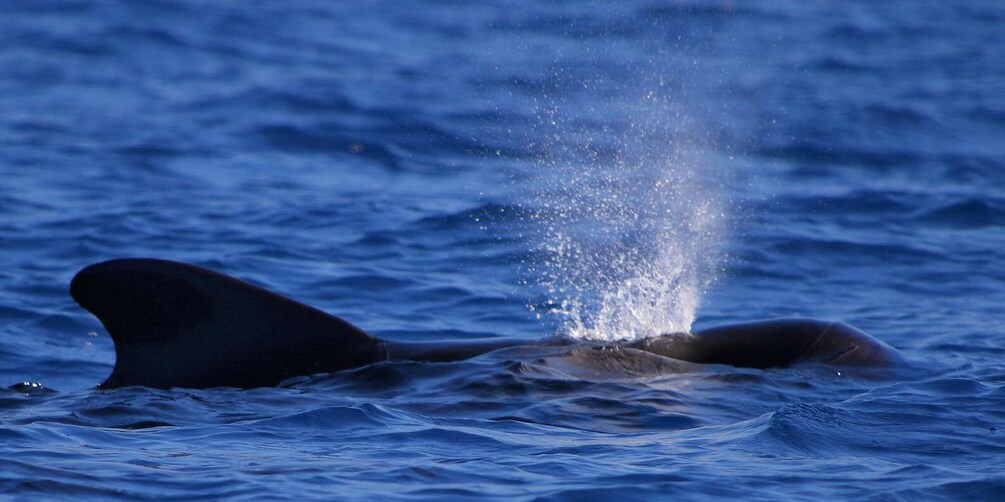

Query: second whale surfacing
left=70, top=258, right=900, bottom=390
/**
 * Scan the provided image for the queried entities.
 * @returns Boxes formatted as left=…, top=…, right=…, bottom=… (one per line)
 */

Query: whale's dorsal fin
left=71, top=258, right=386, bottom=389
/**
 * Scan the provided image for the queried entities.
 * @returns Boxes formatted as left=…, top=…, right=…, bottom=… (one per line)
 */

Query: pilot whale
left=69, top=258, right=899, bottom=389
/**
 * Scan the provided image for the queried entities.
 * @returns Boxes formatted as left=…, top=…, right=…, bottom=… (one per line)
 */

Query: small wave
left=758, top=403, right=862, bottom=455
left=915, top=199, right=1005, bottom=228
left=771, top=237, right=942, bottom=265
left=412, top=203, right=532, bottom=231
left=640, top=2, right=742, bottom=19
left=886, top=479, right=1005, bottom=501
left=776, top=190, right=916, bottom=216
left=253, top=124, right=401, bottom=167
left=251, top=404, right=399, bottom=430
left=757, top=141, right=921, bottom=169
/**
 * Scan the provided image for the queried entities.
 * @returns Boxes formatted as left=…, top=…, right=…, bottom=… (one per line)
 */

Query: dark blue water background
left=2, top=0, right=1004, bottom=499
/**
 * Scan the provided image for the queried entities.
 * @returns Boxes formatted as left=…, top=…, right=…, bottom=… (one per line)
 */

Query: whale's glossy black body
left=70, top=259, right=899, bottom=389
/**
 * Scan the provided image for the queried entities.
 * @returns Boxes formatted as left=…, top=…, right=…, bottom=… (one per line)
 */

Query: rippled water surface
left=2, top=1, right=1004, bottom=499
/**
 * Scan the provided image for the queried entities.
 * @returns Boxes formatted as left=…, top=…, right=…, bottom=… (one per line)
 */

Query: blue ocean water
left=2, top=0, right=1004, bottom=499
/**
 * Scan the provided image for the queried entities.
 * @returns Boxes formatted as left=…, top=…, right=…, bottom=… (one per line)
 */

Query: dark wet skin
left=70, top=259, right=900, bottom=389
left=627, top=319, right=899, bottom=369
left=390, top=319, right=898, bottom=377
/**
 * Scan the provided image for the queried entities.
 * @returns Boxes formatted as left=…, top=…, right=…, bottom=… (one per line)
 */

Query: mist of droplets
left=493, top=11, right=731, bottom=342
left=526, top=140, right=725, bottom=341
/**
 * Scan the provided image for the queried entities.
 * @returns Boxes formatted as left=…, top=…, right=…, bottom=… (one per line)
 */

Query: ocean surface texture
left=2, top=1, right=1004, bottom=499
